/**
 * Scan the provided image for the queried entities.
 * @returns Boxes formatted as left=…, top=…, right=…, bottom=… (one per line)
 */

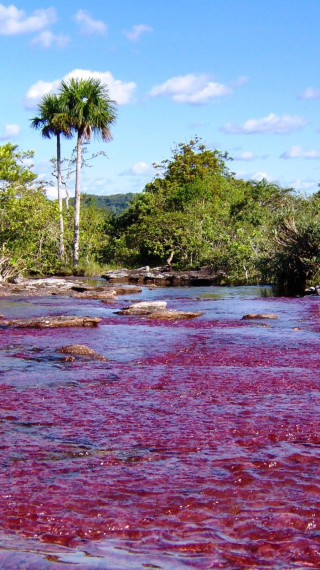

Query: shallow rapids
left=0, top=286, right=319, bottom=568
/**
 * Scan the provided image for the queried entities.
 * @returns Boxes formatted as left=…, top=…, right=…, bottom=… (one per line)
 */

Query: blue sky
left=2, top=0, right=320, bottom=198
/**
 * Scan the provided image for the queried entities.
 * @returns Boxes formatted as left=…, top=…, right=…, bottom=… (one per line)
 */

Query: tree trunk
left=73, top=132, right=82, bottom=266
left=167, top=250, right=174, bottom=266
left=64, top=180, right=70, bottom=211
left=57, top=134, right=64, bottom=260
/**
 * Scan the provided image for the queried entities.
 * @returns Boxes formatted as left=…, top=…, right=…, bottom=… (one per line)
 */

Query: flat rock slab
left=0, top=278, right=144, bottom=299
left=103, top=266, right=218, bottom=286
left=57, top=344, right=108, bottom=361
left=0, top=279, right=122, bottom=299
left=147, top=310, right=203, bottom=320
left=0, top=316, right=101, bottom=328
left=10, top=278, right=77, bottom=293
left=22, top=278, right=76, bottom=289
left=118, top=301, right=167, bottom=315
left=242, top=313, right=278, bottom=320
left=117, top=301, right=203, bottom=319
left=114, top=286, right=142, bottom=295
left=73, top=290, right=117, bottom=300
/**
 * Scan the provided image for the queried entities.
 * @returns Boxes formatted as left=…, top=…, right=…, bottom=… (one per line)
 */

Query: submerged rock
left=74, top=285, right=142, bottom=302
left=57, top=344, right=108, bottom=361
left=242, top=313, right=278, bottom=320
left=0, top=316, right=101, bottom=328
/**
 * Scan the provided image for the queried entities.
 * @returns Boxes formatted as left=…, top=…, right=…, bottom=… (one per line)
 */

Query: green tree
left=151, top=136, right=230, bottom=186
left=107, top=140, right=299, bottom=287
left=109, top=140, right=234, bottom=268
left=59, top=77, right=117, bottom=266
left=30, top=93, right=71, bottom=260
left=79, top=195, right=111, bottom=265
left=264, top=193, right=320, bottom=293
left=0, top=143, right=59, bottom=277
left=220, top=178, right=295, bottom=283
left=0, top=142, right=36, bottom=187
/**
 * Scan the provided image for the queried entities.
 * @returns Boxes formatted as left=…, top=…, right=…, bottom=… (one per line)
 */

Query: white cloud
left=299, top=87, right=320, bottom=99
left=149, top=73, right=232, bottom=104
left=0, top=123, right=20, bottom=140
left=221, top=113, right=309, bottom=134
left=24, top=80, right=60, bottom=109
left=233, top=151, right=256, bottom=161
left=132, top=162, right=154, bottom=175
left=124, top=24, right=153, bottom=41
left=44, top=183, right=58, bottom=200
left=25, top=68, right=136, bottom=109
left=122, top=162, right=154, bottom=176
left=75, top=10, right=106, bottom=35
left=0, top=4, right=56, bottom=36
left=30, top=30, right=70, bottom=48
left=234, top=169, right=275, bottom=182
left=252, top=171, right=275, bottom=182
left=281, top=145, right=320, bottom=159
left=94, top=178, right=107, bottom=187
left=290, top=178, right=316, bottom=192
left=63, top=70, right=136, bottom=105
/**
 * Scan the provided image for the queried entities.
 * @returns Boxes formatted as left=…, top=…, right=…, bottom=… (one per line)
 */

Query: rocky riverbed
left=0, top=284, right=320, bottom=568
left=0, top=277, right=141, bottom=298
left=102, top=265, right=221, bottom=286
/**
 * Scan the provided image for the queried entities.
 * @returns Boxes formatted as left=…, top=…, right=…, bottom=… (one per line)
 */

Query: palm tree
left=59, top=78, right=117, bottom=266
left=30, top=94, right=71, bottom=260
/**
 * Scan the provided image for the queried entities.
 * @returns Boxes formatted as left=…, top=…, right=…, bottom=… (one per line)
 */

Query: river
left=0, top=285, right=319, bottom=568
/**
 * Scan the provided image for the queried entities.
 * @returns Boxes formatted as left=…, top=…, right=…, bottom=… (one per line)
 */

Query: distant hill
left=70, top=192, right=137, bottom=215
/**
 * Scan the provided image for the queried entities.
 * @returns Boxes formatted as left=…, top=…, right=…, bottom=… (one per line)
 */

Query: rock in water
left=117, top=302, right=203, bottom=319
left=73, top=290, right=117, bottom=300
left=242, top=313, right=278, bottom=320
left=147, top=310, right=203, bottom=320
left=118, top=301, right=167, bottom=315
left=114, top=286, right=143, bottom=295
left=0, top=316, right=101, bottom=328
left=57, top=345, right=108, bottom=361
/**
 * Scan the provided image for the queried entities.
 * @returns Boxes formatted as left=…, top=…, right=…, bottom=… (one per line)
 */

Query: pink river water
left=0, top=284, right=320, bottom=569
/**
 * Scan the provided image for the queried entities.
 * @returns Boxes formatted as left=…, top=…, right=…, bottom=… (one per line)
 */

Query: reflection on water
left=0, top=285, right=320, bottom=568
left=199, top=285, right=276, bottom=299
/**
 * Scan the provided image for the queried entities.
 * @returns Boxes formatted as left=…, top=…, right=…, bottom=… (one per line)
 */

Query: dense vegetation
left=70, top=192, right=135, bottom=215
left=0, top=143, right=109, bottom=278
left=1, top=137, right=320, bottom=293
left=106, top=138, right=320, bottom=293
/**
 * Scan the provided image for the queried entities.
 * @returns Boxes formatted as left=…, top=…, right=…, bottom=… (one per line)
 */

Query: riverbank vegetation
left=1, top=136, right=320, bottom=293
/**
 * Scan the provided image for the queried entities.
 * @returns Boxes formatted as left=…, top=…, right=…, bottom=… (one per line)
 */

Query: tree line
left=107, top=138, right=320, bottom=293
left=0, top=76, right=320, bottom=293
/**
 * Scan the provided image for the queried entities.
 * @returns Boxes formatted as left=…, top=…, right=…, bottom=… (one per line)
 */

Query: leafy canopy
left=30, top=93, right=72, bottom=139
left=0, top=143, right=36, bottom=189
left=59, top=78, right=117, bottom=141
